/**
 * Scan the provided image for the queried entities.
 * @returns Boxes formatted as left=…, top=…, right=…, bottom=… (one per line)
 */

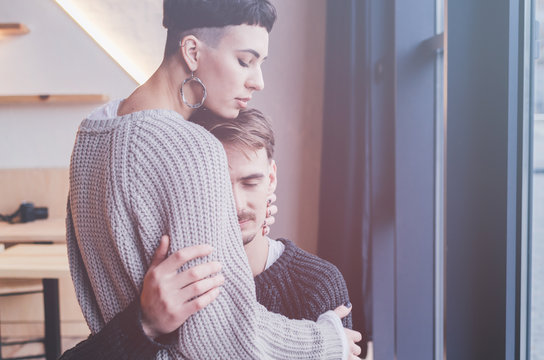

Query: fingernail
left=345, top=301, right=352, bottom=308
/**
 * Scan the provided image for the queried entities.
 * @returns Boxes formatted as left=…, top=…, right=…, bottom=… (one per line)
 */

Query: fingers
left=344, top=328, right=363, bottom=359
left=263, top=193, right=277, bottom=236
left=264, top=214, right=276, bottom=226
left=186, top=287, right=221, bottom=314
left=149, top=235, right=170, bottom=270
left=267, top=193, right=277, bottom=205
left=351, top=343, right=362, bottom=356
left=267, top=204, right=278, bottom=217
left=140, top=243, right=220, bottom=339
left=333, top=304, right=352, bottom=319
left=177, top=261, right=222, bottom=288
left=345, top=328, right=363, bottom=343
left=159, top=243, right=214, bottom=274
left=179, top=272, right=225, bottom=302
left=263, top=206, right=276, bottom=236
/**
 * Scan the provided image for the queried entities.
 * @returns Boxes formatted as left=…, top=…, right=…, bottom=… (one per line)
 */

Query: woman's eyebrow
left=237, top=49, right=267, bottom=60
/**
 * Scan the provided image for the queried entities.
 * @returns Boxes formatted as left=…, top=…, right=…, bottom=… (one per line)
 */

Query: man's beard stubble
left=238, top=209, right=257, bottom=246
left=243, top=232, right=257, bottom=245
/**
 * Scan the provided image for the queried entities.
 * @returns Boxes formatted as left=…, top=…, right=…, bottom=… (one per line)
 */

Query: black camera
left=0, top=202, right=48, bottom=224
left=19, top=202, right=48, bottom=223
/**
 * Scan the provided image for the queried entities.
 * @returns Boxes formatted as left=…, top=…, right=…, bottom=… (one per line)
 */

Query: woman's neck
left=118, top=61, right=194, bottom=120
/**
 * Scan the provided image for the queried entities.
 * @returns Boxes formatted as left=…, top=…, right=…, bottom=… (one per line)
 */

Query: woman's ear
left=268, top=160, right=277, bottom=194
left=179, top=35, right=201, bottom=72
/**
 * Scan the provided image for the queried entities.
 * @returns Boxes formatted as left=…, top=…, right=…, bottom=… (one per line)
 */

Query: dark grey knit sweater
left=256, top=238, right=352, bottom=329
left=59, top=238, right=351, bottom=359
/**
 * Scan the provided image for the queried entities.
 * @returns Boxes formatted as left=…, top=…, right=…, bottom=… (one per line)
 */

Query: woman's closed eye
left=238, top=59, right=249, bottom=68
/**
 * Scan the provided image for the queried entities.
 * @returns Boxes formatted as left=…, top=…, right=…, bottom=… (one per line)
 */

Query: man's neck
left=244, top=233, right=269, bottom=277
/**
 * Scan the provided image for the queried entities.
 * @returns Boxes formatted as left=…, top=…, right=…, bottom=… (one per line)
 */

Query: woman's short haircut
left=163, top=0, right=277, bottom=57
left=191, top=108, right=275, bottom=160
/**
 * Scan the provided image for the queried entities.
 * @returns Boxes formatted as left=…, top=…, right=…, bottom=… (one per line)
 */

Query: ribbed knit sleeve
left=67, top=109, right=346, bottom=360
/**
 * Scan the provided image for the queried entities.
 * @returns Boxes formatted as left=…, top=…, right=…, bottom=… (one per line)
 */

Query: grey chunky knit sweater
left=66, top=107, right=346, bottom=359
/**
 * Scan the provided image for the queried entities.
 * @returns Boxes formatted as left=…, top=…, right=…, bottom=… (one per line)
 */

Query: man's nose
left=232, top=187, right=244, bottom=210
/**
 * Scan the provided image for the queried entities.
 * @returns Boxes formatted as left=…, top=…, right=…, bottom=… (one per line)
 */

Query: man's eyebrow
left=237, top=49, right=267, bottom=60
left=239, top=173, right=265, bottom=181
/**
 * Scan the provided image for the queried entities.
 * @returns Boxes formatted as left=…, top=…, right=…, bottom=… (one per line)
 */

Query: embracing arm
left=58, top=299, right=165, bottom=360
left=60, top=236, right=223, bottom=359
left=129, top=116, right=347, bottom=359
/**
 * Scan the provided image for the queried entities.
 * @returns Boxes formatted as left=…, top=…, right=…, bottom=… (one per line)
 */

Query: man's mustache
left=237, top=210, right=256, bottom=222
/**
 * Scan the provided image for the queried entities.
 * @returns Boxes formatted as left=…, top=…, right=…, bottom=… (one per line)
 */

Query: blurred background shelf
left=0, top=23, right=30, bottom=36
left=0, top=94, right=109, bottom=104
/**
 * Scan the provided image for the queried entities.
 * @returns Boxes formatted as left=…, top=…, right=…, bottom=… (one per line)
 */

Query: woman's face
left=196, top=24, right=269, bottom=119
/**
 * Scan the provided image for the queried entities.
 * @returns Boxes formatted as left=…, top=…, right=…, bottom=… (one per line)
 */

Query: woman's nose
left=247, top=67, right=264, bottom=91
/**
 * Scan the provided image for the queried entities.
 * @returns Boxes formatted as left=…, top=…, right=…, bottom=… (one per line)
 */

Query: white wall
left=0, top=0, right=327, bottom=253
left=0, top=0, right=138, bottom=169
left=254, top=0, right=327, bottom=253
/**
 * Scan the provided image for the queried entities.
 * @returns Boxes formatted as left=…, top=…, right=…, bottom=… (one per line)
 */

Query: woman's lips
left=236, top=98, right=250, bottom=108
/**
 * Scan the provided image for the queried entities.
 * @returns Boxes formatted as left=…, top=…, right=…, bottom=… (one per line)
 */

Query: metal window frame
left=446, top=0, right=529, bottom=359
left=369, top=0, right=444, bottom=358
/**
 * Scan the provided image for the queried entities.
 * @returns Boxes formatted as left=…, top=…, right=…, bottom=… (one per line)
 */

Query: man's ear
left=268, top=159, right=277, bottom=194
left=179, top=35, right=201, bottom=72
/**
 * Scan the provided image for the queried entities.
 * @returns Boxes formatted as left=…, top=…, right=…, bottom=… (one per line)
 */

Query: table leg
left=43, top=279, right=61, bottom=360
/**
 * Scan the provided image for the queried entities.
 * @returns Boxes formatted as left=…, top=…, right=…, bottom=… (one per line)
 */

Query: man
left=60, top=109, right=356, bottom=359
left=194, top=108, right=352, bottom=326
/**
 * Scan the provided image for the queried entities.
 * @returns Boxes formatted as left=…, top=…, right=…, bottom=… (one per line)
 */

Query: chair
left=0, top=248, right=46, bottom=360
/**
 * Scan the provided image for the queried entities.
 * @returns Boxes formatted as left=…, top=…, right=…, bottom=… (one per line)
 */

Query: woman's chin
left=215, top=108, right=241, bottom=119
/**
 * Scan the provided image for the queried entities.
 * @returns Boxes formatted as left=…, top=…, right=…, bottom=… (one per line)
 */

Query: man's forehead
left=224, top=143, right=268, bottom=161
left=224, top=145, right=271, bottom=175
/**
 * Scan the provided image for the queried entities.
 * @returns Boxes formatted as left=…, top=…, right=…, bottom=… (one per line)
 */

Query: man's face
left=224, top=144, right=277, bottom=245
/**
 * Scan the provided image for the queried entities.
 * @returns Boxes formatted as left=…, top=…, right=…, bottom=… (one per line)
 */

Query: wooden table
left=0, top=218, right=66, bottom=244
left=0, top=244, right=69, bottom=360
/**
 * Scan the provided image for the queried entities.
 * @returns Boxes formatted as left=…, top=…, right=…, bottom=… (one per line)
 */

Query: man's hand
left=140, top=235, right=224, bottom=339
left=334, top=304, right=363, bottom=360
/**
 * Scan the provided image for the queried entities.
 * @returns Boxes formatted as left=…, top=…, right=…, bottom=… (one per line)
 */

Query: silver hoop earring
left=180, top=72, right=207, bottom=109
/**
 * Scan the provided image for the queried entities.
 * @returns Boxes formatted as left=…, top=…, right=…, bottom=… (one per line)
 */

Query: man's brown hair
left=190, top=108, right=275, bottom=159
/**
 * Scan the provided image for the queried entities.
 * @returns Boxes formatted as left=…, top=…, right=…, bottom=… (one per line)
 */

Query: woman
left=66, top=0, right=361, bottom=358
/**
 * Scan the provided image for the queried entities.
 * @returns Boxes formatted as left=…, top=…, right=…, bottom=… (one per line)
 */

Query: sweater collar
left=254, top=238, right=298, bottom=282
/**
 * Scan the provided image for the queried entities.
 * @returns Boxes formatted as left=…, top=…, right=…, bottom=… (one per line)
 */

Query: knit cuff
left=316, top=310, right=348, bottom=360
left=117, top=299, right=177, bottom=356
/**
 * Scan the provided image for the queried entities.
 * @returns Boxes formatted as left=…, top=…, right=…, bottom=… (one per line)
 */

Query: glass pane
left=531, top=1, right=544, bottom=358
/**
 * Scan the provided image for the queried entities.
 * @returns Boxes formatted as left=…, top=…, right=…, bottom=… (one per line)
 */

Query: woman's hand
left=334, top=304, right=363, bottom=360
left=262, top=193, right=277, bottom=236
left=140, top=235, right=224, bottom=339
